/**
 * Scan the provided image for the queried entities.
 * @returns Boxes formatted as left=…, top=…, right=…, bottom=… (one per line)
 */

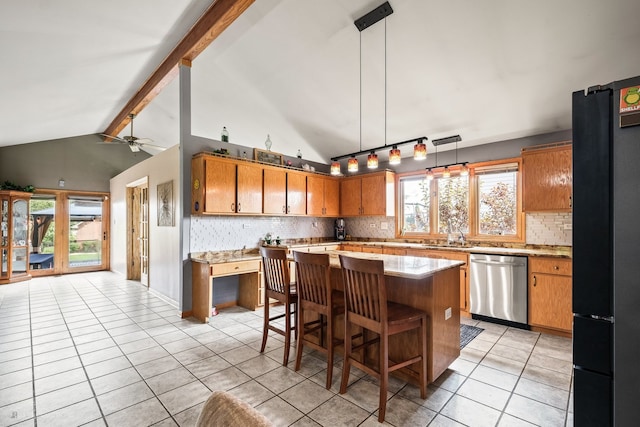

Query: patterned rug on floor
left=460, top=324, right=484, bottom=349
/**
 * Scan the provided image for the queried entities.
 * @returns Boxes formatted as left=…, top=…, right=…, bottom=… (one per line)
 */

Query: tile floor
left=0, top=272, right=573, bottom=427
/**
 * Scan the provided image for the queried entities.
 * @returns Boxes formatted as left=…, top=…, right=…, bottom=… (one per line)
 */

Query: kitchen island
left=191, top=249, right=463, bottom=383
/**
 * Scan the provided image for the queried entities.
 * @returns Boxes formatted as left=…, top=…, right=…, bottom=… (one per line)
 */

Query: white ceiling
left=2, top=0, right=640, bottom=163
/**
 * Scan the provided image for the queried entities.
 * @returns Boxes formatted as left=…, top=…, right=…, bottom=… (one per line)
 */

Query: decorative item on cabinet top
left=254, top=148, right=284, bottom=165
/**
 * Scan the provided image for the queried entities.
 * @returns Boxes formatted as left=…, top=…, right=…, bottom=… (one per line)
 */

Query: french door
left=29, top=190, right=109, bottom=276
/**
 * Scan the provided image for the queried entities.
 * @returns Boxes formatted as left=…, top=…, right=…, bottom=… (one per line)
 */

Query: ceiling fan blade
left=134, top=137, right=154, bottom=144
left=139, top=142, right=167, bottom=150
left=99, top=133, right=127, bottom=143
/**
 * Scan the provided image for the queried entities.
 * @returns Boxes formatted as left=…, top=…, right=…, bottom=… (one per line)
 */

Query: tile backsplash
left=190, top=216, right=335, bottom=252
left=343, top=216, right=396, bottom=240
left=190, top=212, right=571, bottom=252
left=525, top=212, right=572, bottom=246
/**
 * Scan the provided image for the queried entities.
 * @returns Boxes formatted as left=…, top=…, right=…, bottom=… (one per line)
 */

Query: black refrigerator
left=572, top=76, right=640, bottom=426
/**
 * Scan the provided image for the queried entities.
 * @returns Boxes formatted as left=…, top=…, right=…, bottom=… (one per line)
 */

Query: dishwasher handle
left=471, top=259, right=525, bottom=267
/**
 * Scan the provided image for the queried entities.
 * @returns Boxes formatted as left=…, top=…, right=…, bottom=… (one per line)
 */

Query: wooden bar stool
left=260, top=246, right=297, bottom=366
left=338, top=254, right=428, bottom=423
left=292, top=250, right=345, bottom=389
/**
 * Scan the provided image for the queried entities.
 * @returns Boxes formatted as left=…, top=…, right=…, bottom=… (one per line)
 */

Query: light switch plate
left=380, top=222, right=388, bottom=230
left=444, top=307, right=452, bottom=320
left=369, top=223, right=376, bottom=228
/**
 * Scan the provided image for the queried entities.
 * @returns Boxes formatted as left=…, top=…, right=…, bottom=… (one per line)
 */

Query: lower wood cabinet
left=528, top=257, right=573, bottom=333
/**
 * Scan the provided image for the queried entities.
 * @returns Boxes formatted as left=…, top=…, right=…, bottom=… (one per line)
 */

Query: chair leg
left=283, top=302, right=292, bottom=366
left=294, top=305, right=304, bottom=372
left=420, top=318, right=428, bottom=399
left=260, top=301, right=269, bottom=354
left=339, top=317, right=352, bottom=394
left=378, top=333, right=389, bottom=423
left=325, top=313, right=334, bottom=390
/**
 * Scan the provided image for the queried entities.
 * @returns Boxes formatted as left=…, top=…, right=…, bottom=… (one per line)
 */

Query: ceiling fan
left=101, top=113, right=165, bottom=152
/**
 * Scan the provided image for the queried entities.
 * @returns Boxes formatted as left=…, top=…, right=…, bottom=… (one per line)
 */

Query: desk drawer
left=211, top=260, right=261, bottom=277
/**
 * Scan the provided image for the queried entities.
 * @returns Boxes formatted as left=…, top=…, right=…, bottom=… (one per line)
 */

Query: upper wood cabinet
left=307, top=175, right=339, bottom=216
left=191, top=154, right=262, bottom=214
left=340, top=171, right=395, bottom=217
left=263, top=167, right=306, bottom=215
left=528, top=257, right=573, bottom=333
left=522, top=143, right=572, bottom=212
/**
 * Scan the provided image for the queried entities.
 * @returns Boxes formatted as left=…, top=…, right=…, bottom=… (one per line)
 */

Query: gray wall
left=0, top=134, right=151, bottom=192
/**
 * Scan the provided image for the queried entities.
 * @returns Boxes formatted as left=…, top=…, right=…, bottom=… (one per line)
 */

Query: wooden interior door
left=139, top=185, right=149, bottom=287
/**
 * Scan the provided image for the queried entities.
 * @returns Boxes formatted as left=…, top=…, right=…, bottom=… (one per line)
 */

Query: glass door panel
left=30, top=196, right=56, bottom=271
left=68, top=198, right=103, bottom=269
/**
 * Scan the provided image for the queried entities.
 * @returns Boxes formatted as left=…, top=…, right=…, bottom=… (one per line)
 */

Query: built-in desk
left=191, top=256, right=263, bottom=323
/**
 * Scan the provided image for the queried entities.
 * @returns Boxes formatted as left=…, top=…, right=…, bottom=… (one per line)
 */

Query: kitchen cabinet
left=307, top=175, right=339, bottom=216
left=191, top=154, right=262, bottom=214
left=340, top=171, right=395, bottom=217
left=1, top=190, right=32, bottom=284
left=263, top=167, right=306, bottom=215
left=383, top=247, right=407, bottom=256
left=528, top=257, right=572, bottom=334
left=406, top=248, right=470, bottom=316
left=360, top=246, right=383, bottom=254
left=522, top=143, right=572, bottom=212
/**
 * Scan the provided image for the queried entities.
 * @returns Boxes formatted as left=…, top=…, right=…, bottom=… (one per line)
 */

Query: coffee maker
left=335, top=218, right=346, bottom=241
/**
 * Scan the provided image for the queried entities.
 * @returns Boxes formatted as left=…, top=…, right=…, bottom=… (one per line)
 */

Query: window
left=477, top=168, right=518, bottom=236
left=437, top=175, right=469, bottom=234
left=397, top=159, right=522, bottom=241
left=400, top=176, right=430, bottom=233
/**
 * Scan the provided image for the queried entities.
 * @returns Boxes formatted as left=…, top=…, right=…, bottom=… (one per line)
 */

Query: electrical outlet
left=243, top=223, right=251, bottom=229
left=564, top=223, right=572, bottom=230
left=369, top=223, right=376, bottom=228
left=380, top=222, right=388, bottom=230
left=312, top=221, right=318, bottom=228
left=444, top=307, right=452, bottom=320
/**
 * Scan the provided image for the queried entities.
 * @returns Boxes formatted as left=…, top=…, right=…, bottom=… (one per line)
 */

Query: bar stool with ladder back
left=338, top=254, right=429, bottom=422
left=259, top=246, right=297, bottom=366
left=292, top=250, right=346, bottom=389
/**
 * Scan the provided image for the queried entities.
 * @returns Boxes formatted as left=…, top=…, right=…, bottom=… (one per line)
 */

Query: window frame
left=396, top=157, right=524, bottom=243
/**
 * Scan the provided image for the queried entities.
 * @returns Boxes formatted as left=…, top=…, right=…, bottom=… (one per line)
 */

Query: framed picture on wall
left=254, top=148, right=284, bottom=165
left=157, top=180, right=174, bottom=226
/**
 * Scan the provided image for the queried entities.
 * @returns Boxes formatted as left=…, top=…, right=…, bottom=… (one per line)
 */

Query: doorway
left=127, top=178, right=149, bottom=286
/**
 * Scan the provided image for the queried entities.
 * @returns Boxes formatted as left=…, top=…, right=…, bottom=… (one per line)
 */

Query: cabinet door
left=306, top=175, right=324, bottom=216
left=204, top=158, right=237, bottom=213
left=361, top=174, right=387, bottom=215
left=323, top=178, right=340, bottom=216
left=529, top=273, right=573, bottom=331
left=523, top=145, right=572, bottom=211
left=340, top=178, right=362, bottom=216
left=286, top=172, right=307, bottom=215
left=237, top=163, right=263, bottom=214
left=263, top=168, right=286, bottom=214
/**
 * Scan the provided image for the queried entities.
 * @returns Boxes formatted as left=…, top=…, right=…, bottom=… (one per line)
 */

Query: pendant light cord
left=384, top=17, right=387, bottom=147
left=359, top=31, right=362, bottom=152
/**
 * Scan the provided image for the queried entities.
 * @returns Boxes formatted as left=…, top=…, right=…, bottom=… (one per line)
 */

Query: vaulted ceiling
left=2, top=0, right=640, bottom=163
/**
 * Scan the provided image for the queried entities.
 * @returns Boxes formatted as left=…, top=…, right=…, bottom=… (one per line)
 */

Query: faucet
left=458, top=231, right=466, bottom=245
left=447, top=219, right=454, bottom=245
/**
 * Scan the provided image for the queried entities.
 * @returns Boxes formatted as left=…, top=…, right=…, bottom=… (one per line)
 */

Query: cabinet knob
left=554, top=265, right=559, bottom=270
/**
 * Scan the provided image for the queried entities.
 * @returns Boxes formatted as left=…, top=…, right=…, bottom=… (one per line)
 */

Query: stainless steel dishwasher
left=469, top=253, right=528, bottom=325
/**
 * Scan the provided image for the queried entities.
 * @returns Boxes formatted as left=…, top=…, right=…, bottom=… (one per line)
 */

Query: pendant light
left=389, top=145, right=401, bottom=164
left=367, top=151, right=379, bottom=169
left=330, top=161, right=341, bottom=175
left=442, top=167, right=451, bottom=178
left=348, top=156, right=359, bottom=172
left=425, top=169, right=434, bottom=181
left=413, top=138, right=427, bottom=160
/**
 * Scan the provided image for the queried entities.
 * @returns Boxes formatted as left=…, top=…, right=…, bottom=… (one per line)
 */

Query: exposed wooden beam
left=103, top=0, right=255, bottom=139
